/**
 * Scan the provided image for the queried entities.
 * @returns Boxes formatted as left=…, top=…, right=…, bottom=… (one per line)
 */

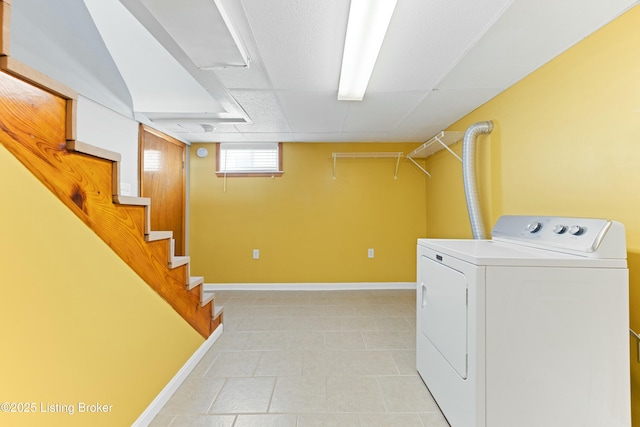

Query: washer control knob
left=568, top=225, right=585, bottom=236
left=526, top=221, right=542, bottom=233
left=552, top=224, right=567, bottom=234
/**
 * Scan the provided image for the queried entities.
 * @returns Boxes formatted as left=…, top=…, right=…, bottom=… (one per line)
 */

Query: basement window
left=216, top=142, right=283, bottom=177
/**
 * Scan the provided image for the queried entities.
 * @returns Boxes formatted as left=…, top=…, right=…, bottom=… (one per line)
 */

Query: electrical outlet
left=368, top=248, right=374, bottom=258
left=253, top=249, right=260, bottom=259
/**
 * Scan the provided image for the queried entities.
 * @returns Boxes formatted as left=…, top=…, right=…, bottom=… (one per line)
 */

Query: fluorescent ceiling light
left=337, top=0, right=398, bottom=101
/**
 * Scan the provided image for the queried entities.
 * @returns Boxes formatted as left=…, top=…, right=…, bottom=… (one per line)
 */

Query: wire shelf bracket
left=406, top=130, right=465, bottom=177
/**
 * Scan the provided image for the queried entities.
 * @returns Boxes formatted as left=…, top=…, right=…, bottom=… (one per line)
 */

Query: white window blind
left=217, top=142, right=281, bottom=173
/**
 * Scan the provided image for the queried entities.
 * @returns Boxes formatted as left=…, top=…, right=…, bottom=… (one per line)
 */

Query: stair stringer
left=66, top=140, right=224, bottom=335
left=0, top=64, right=221, bottom=338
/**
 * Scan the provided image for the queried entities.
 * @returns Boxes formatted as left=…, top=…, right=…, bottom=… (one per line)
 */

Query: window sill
left=215, top=171, right=283, bottom=178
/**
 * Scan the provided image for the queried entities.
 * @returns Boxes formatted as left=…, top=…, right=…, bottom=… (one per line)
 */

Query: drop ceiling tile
left=214, top=60, right=272, bottom=89
left=238, top=132, right=295, bottom=142
left=437, top=0, right=639, bottom=90
left=277, top=91, right=350, bottom=133
left=205, top=123, right=241, bottom=133
left=185, top=132, right=251, bottom=143
left=230, top=90, right=291, bottom=132
left=342, top=92, right=426, bottom=133
left=241, top=0, right=349, bottom=90
left=338, top=132, right=396, bottom=142
left=393, top=88, right=503, bottom=141
left=367, top=0, right=514, bottom=92
left=293, top=133, right=347, bottom=143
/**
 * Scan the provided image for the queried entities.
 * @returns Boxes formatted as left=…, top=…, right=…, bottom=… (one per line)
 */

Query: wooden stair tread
left=145, top=230, right=173, bottom=242
left=169, top=256, right=190, bottom=269
left=213, top=304, right=224, bottom=320
left=201, top=290, right=215, bottom=307
left=67, top=140, right=121, bottom=162
left=188, top=276, right=204, bottom=291
left=113, top=195, right=150, bottom=206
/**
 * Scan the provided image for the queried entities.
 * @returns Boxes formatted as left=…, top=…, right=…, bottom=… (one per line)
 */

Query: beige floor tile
left=324, top=331, right=365, bottom=350
left=382, top=304, right=417, bottom=317
left=237, top=316, right=305, bottom=332
left=234, top=413, right=297, bottom=427
left=351, top=304, right=384, bottom=316
left=269, top=376, right=327, bottom=413
left=358, top=413, right=425, bottom=427
left=251, top=291, right=308, bottom=299
left=254, top=351, right=304, bottom=376
left=297, top=413, right=360, bottom=427
left=420, top=412, right=451, bottom=426
left=302, top=351, right=350, bottom=376
left=148, top=414, right=175, bottom=426
left=326, top=376, right=385, bottom=412
left=169, top=414, right=236, bottom=427
left=389, top=349, right=418, bottom=375
left=219, top=316, right=242, bottom=331
left=282, top=305, right=327, bottom=317
left=219, top=297, right=256, bottom=308
left=360, top=296, right=390, bottom=305
left=344, top=350, right=399, bottom=376
left=157, top=289, right=448, bottom=424
left=209, top=377, right=275, bottom=414
left=325, top=350, right=377, bottom=376
left=376, top=376, right=440, bottom=412
left=362, top=331, right=408, bottom=349
left=189, top=349, right=221, bottom=378
left=322, top=305, right=357, bottom=316
left=204, top=351, right=261, bottom=378
left=373, top=316, right=413, bottom=331
left=302, top=316, right=342, bottom=331
left=406, top=317, right=417, bottom=331
left=398, top=330, right=417, bottom=349
left=253, top=297, right=311, bottom=306
left=230, top=305, right=286, bottom=317
left=339, top=316, right=378, bottom=331
left=307, top=296, right=341, bottom=305
left=242, top=331, right=288, bottom=351
left=210, top=332, right=250, bottom=351
left=159, top=377, right=225, bottom=415
left=283, top=330, right=326, bottom=350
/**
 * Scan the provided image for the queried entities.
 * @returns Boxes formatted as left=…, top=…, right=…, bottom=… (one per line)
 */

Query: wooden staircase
left=0, top=59, right=222, bottom=339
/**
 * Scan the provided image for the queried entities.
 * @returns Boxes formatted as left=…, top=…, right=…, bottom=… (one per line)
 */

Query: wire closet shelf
left=331, top=152, right=404, bottom=179
left=406, top=130, right=465, bottom=177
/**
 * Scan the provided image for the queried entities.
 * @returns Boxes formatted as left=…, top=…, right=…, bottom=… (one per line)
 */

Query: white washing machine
left=416, top=215, right=630, bottom=427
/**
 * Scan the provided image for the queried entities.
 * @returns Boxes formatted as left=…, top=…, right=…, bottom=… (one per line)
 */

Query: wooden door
left=139, top=125, right=186, bottom=255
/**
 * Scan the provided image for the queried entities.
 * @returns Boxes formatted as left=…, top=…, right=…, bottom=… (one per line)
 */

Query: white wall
left=76, top=96, right=140, bottom=196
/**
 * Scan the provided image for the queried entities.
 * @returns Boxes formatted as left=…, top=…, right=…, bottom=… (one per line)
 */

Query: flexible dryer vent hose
left=462, top=121, right=494, bottom=240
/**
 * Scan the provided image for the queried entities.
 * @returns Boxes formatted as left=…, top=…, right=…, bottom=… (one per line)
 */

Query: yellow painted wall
left=425, top=4, right=640, bottom=424
left=0, top=143, right=203, bottom=426
left=190, top=142, right=427, bottom=283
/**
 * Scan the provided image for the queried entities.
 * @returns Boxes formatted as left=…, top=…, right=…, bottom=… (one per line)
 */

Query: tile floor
left=150, top=289, right=449, bottom=427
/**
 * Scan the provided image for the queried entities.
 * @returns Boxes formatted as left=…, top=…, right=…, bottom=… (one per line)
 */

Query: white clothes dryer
left=416, top=215, right=630, bottom=427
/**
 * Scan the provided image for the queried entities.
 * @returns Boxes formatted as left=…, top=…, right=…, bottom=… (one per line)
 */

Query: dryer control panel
left=491, top=215, right=626, bottom=258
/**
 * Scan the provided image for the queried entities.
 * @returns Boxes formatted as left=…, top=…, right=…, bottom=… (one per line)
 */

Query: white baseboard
left=203, top=282, right=417, bottom=292
left=132, top=323, right=224, bottom=427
